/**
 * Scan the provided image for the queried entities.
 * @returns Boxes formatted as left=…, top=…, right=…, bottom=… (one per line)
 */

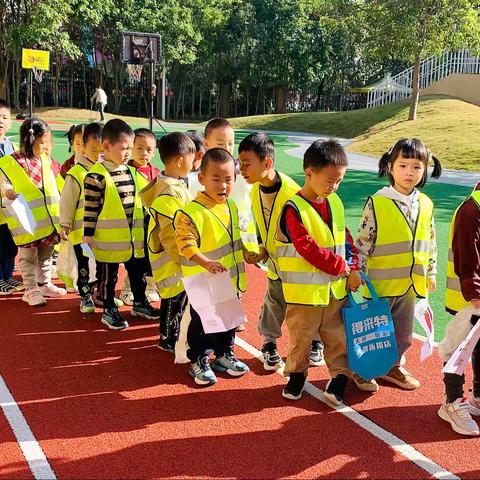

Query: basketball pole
left=29, top=69, right=33, bottom=118
left=148, top=44, right=154, bottom=131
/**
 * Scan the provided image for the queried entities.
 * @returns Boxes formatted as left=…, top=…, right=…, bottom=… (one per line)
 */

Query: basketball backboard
left=122, top=32, right=162, bottom=64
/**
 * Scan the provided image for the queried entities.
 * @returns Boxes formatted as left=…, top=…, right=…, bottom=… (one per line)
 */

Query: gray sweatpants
left=387, top=287, right=417, bottom=366
left=18, top=245, right=55, bottom=289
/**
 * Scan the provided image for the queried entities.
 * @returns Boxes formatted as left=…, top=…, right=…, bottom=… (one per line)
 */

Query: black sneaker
left=282, top=373, right=306, bottom=400
left=261, top=342, right=285, bottom=371
left=132, top=300, right=161, bottom=320
left=324, top=374, right=349, bottom=406
left=101, top=307, right=129, bottom=330
left=309, top=340, right=325, bottom=366
left=156, top=337, right=175, bottom=353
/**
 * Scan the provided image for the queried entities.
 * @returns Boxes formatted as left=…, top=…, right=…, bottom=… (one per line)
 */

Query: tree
left=365, top=0, right=480, bottom=120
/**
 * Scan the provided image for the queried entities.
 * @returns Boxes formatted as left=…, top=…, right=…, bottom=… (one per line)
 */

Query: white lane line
left=0, top=374, right=56, bottom=480
left=235, top=336, right=459, bottom=480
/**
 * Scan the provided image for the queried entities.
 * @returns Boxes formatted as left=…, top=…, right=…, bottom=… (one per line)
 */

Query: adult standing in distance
left=91, top=85, right=108, bottom=122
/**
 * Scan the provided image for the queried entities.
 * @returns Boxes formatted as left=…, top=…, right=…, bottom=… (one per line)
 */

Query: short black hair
left=238, top=132, right=275, bottom=162
left=204, top=117, right=233, bottom=139
left=102, top=118, right=134, bottom=144
left=157, top=132, right=196, bottom=165
left=19, top=117, right=51, bottom=158
left=134, top=128, right=157, bottom=145
left=303, top=139, right=348, bottom=170
left=64, top=124, right=86, bottom=152
left=200, top=147, right=234, bottom=173
left=83, top=122, right=103, bottom=145
left=0, top=99, right=11, bottom=111
left=186, top=130, right=206, bottom=153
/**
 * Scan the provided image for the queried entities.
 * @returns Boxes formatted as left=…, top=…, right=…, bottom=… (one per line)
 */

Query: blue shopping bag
left=341, top=272, right=398, bottom=380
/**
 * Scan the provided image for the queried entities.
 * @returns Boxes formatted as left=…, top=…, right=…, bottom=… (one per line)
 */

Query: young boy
left=185, top=130, right=205, bottom=198
left=174, top=148, right=250, bottom=385
left=0, top=99, right=21, bottom=295
left=438, top=183, right=480, bottom=436
left=120, top=128, right=160, bottom=305
left=239, top=132, right=322, bottom=370
left=141, top=132, right=195, bottom=352
left=60, top=122, right=103, bottom=313
left=275, top=139, right=361, bottom=404
left=83, top=119, right=160, bottom=330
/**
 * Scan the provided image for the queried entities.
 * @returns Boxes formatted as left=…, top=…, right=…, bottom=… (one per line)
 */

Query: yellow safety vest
left=445, top=190, right=480, bottom=312
left=251, top=172, right=300, bottom=280
left=56, top=173, right=65, bottom=193
left=275, top=193, right=347, bottom=306
left=0, top=142, right=18, bottom=225
left=65, top=163, right=89, bottom=245
left=89, top=162, right=145, bottom=263
left=0, top=153, right=60, bottom=246
left=148, top=193, right=192, bottom=299
left=175, top=198, right=246, bottom=293
left=364, top=193, right=433, bottom=299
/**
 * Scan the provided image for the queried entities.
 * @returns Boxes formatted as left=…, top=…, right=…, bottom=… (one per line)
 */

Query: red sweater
left=284, top=193, right=358, bottom=276
left=451, top=182, right=480, bottom=306
left=128, top=161, right=160, bottom=182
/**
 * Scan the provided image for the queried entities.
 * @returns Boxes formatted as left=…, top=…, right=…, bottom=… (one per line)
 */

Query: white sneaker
left=468, top=393, right=480, bottom=416
left=146, top=289, right=160, bottom=303
left=22, top=288, right=47, bottom=306
left=39, top=282, right=67, bottom=298
left=120, top=290, right=134, bottom=306
left=66, top=287, right=78, bottom=293
left=438, top=398, right=480, bottom=436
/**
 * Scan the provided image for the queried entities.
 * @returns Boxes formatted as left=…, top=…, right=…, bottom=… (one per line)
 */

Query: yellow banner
left=22, top=49, right=50, bottom=70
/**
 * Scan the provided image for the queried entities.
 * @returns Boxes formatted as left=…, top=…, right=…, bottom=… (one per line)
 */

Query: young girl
left=0, top=117, right=66, bottom=306
left=355, top=138, right=442, bottom=392
left=60, top=124, right=86, bottom=178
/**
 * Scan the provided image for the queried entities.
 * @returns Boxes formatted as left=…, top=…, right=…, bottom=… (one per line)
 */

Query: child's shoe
left=146, top=289, right=160, bottom=303
left=0, top=280, right=15, bottom=296
left=120, top=290, right=134, bottom=306
left=324, top=374, right=349, bottom=406
left=468, top=392, right=480, bottom=416
left=94, top=295, right=124, bottom=308
left=22, top=288, right=47, bottom=306
left=80, top=295, right=96, bottom=314
left=39, top=282, right=67, bottom=298
left=131, top=300, right=161, bottom=320
left=382, top=366, right=420, bottom=390
left=156, top=337, right=175, bottom=353
left=6, top=278, right=25, bottom=291
left=438, top=398, right=479, bottom=436
left=282, top=373, right=306, bottom=400
left=67, top=287, right=78, bottom=293
left=189, top=356, right=217, bottom=386
left=212, top=352, right=250, bottom=376
left=353, top=373, right=379, bottom=392
left=309, top=340, right=325, bottom=366
left=101, top=308, right=129, bottom=330
left=261, top=342, right=285, bottom=370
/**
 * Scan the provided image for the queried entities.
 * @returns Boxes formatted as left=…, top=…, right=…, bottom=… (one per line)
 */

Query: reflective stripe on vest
left=445, top=190, right=480, bottom=312
left=364, top=193, right=433, bottom=299
left=65, top=163, right=89, bottom=245
left=176, top=198, right=246, bottom=294
left=251, top=172, right=300, bottom=281
left=89, top=163, right=145, bottom=263
left=275, top=193, right=347, bottom=306
left=0, top=154, right=60, bottom=246
left=148, top=194, right=187, bottom=299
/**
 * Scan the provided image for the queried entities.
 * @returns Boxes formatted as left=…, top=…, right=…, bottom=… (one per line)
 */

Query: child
left=185, top=130, right=205, bottom=198
left=276, top=139, right=361, bottom=404
left=174, top=148, right=251, bottom=385
left=437, top=183, right=480, bottom=436
left=355, top=138, right=441, bottom=391
left=83, top=119, right=160, bottom=330
left=60, top=122, right=104, bottom=313
left=0, top=99, right=22, bottom=295
left=0, top=117, right=66, bottom=306
left=120, top=128, right=160, bottom=305
left=60, top=124, right=86, bottom=178
left=142, top=132, right=195, bottom=352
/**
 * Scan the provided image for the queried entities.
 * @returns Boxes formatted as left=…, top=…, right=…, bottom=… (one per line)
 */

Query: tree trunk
left=198, top=88, right=203, bottom=118
left=69, top=69, right=74, bottom=108
left=275, top=86, right=286, bottom=114
left=13, top=59, right=21, bottom=109
left=245, top=86, right=249, bottom=117
left=255, top=88, right=260, bottom=115
left=219, top=82, right=231, bottom=117
left=408, top=54, right=421, bottom=121
left=191, top=83, right=195, bottom=118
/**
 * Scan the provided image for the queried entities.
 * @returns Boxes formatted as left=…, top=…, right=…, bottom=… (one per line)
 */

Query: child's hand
left=60, top=226, right=70, bottom=241
left=82, top=236, right=94, bottom=248
left=341, top=263, right=351, bottom=278
left=243, top=251, right=257, bottom=265
left=5, top=188, right=16, bottom=201
left=204, top=260, right=227, bottom=274
left=255, top=247, right=269, bottom=264
left=471, top=299, right=480, bottom=310
left=346, top=270, right=362, bottom=292
left=427, top=277, right=437, bottom=293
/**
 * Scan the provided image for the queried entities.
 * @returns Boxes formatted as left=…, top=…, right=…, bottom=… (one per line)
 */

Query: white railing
left=367, top=49, right=480, bottom=108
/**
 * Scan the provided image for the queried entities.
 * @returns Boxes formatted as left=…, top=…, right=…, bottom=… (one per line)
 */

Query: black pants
left=96, top=256, right=148, bottom=310
left=443, top=315, right=480, bottom=402
left=159, top=290, right=188, bottom=344
left=0, top=223, right=17, bottom=281
left=73, top=244, right=93, bottom=298
left=186, top=305, right=236, bottom=362
left=97, top=102, right=105, bottom=121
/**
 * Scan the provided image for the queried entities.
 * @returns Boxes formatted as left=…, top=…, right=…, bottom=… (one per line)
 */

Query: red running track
left=0, top=266, right=479, bottom=479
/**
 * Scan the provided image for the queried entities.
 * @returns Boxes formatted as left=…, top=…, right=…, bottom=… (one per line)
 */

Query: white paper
left=81, top=242, right=94, bottom=258
left=6, top=194, right=37, bottom=234
left=182, top=271, right=246, bottom=334
left=414, top=299, right=435, bottom=362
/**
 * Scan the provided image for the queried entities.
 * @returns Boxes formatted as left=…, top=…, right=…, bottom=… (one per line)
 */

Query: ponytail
left=19, top=117, right=50, bottom=158
left=378, top=151, right=391, bottom=179
left=430, top=154, right=442, bottom=179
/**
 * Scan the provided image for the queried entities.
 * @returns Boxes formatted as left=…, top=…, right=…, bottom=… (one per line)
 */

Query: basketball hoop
left=32, top=66, right=44, bottom=83
left=127, top=64, right=143, bottom=83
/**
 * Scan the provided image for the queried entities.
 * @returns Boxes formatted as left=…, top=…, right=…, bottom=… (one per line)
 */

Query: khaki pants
left=284, top=298, right=349, bottom=378
left=18, top=245, right=55, bottom=289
